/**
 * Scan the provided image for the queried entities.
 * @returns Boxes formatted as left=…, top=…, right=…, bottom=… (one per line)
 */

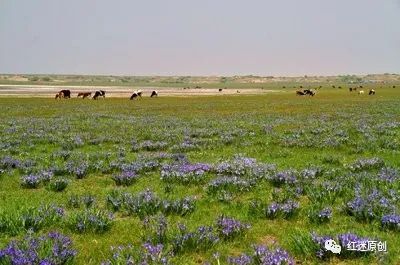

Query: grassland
left=0, top=86, right=399, bottom=264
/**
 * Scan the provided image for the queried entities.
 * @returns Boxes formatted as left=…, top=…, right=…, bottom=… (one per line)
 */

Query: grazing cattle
left=359, top=85, right=363, bottom=89
left=358, top=90, right=365, bottom=95
left=349, top=87, right=353, bottom=92
left=236, top=90, right=240, bottom=93
left=93, top=90, right=106, bottom=100
left=150, top=90, right=158, bottom=97
left=353, top=87, right=357, bottom=91
left=303, top=89, right=315, bottom=96
left=195, top=86, right=201, bottom=89
left=338, top=86, right=342, bottom=89
left=296, top=90, right=306, bottom=96
left=393, top=86, right=396, bottom=88
left=282, top=86, right=286, bottom=89
left=332, top=85, right=336, bottom=88
left=130, top=92, right=139, bottom=100
left=130, top=90, right=142, bottom=100
left=77, top=92, right=91, bottom=99
left=218, top=88, right=223, bottom=92
left=55, top=90, right=71, bottom=99
left=369, top=89, right=376, bottom=95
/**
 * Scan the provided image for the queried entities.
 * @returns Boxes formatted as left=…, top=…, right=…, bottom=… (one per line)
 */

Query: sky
left=0, top=0, right=399, bottom=76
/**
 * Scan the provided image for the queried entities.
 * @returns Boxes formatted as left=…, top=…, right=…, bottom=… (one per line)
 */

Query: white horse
left=358, top=90, right=365, bottom=95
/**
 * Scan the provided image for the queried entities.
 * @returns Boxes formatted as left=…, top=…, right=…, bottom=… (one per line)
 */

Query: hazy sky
left=1, top=0, right=399, bottom=76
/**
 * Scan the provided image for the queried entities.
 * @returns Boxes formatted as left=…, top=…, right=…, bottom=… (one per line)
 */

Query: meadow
left=0, top=87, right=399, bottom=265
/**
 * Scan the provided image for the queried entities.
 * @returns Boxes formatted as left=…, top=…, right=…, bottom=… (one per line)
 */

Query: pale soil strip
left=0, top=85, right=282, bottom=97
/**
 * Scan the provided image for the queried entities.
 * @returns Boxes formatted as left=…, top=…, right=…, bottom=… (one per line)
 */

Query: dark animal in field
left=130, top=90, right=142, bottom=100
left=77, top=92, right=91, bottom=99
left=150, top=90, right=158, bottom=97
left=349, top=87, right=353, bottom=92
left=332, top=85, right=336, bottom=88
left=338, top=86, right=342, bottom=89
left=195, top=86, right=201, bottom=89
left=369, top=89, right=376, bottom=95
left=93, top=90, right=106, bottom=100
left=296, top=90, right=306, bottom=96
left=130, top=93, right=139, bottom=100
left=237, top=90, right=240, bottom=93
left=393, top=86, right=396, bottom=88
left=359, top=86, right=363, bottom=89
left=219, top=88, right=223, bottom=92
left=55, top=90, right=71, bottom=99
left=299, top=86, right=303, bottom=89
left=353, top=87, right=357, bottom=91
left=303, top=89, right=315, bottom=96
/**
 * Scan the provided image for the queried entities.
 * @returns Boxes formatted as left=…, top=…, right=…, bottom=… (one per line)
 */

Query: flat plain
left=0, top=85, right=399, bottom=264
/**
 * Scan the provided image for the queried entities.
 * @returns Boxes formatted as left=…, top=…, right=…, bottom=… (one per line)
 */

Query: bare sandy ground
left=0, top=85, right=281, bottom=97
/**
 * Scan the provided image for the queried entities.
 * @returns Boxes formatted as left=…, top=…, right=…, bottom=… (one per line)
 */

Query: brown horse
left=77, top=92, right=92, bottom=99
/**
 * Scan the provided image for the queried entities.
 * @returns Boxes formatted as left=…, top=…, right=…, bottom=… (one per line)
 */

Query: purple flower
left=161, top=162, right=211, bottom=184
left=381, top=214, right=400, bottom=230
left=112, top=171, right=138, bottom=186
left=228, top=245, right=295, bottom=265
left=0, top=231, right=76, bottom=264
left=20, top=174, right=41, bottom=189
left=215, top=216, right=250, bottom=240
left=266, top=200, right=299, bottom=219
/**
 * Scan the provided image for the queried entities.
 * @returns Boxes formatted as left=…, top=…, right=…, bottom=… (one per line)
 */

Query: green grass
left=0, top=87, right=399, bottom=264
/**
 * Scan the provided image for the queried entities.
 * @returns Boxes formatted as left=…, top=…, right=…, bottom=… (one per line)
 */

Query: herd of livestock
left=53, top=85, right=382, bottom=99
left=296, top=85, right=377, bottom=97
left=55, top=89, right=158, bottom=100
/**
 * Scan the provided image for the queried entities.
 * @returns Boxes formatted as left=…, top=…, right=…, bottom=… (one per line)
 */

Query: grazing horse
left=77, top=92, right=91, bottom=99
left=349, top=87, right=353, bottom=92
left=358, top=90, right=365, bottom=95
left=369, top=89, right=376, bottom=95
left=393, top=86, right=396, bottom=88
left=93, top=90, right=106, bottom=100
left=219, top=88, right=223, bottom=92
left=150, top=90, right=158, bottom=97
left=55, top=90, right=71, bottom=99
